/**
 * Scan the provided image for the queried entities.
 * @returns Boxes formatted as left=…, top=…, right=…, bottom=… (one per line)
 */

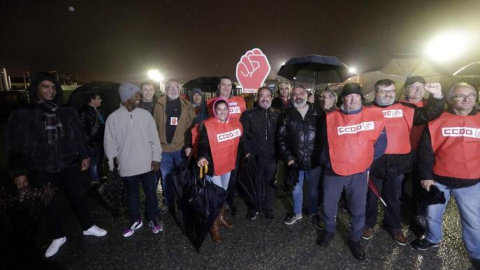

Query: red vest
left=203, top=118, right=243, bottom=176
left=327, top=107, right=385, bottom=176
left=429, top=111, right=480, bottom=179
left=370, top=103, right=415, bottom=154
left=403, top=99, right=427, bottom=150
left=207, top=96, right=246, bottom=120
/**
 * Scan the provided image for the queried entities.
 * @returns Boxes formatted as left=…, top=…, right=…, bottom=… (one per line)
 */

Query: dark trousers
left=365, top=174, right=404, bottom=230
left=31, top=166, right=94, bottom=239
left=322, top=171, right=368, bottom=241
left=122, top=171, right=158, bottom=222
left=248, top=156, right=277, bottom=213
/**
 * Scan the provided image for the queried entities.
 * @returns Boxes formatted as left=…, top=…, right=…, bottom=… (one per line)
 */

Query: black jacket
left=7, top=104, right=90, bottom=177
left=370, top=96, right=445, bottom=179
left=240, top=106, right=280, bottom=160
left=276, top=104, right=323, bottom=170
left=79, top=105, right=105, bottom=146
left=271, top=97, right=292, bottom=111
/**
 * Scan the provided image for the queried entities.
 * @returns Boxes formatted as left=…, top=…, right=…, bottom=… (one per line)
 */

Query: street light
left=147, top=69, right=164, bottom=93
left=424, top=30, right=473, bottom=62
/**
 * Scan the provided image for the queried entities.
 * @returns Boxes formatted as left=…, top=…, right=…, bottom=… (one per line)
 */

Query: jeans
left=208, top=171, right=232, bottom=190
left=292, top=166, right=321, bottom=215
left=122, top=171, right=158, bottom=222
left=425, top=182, right=480, bottom=259
left=88, top=145, right=104, bottom=181
left=160, top=150, right=184, bottom=205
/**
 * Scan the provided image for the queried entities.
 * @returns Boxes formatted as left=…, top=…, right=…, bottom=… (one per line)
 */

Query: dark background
left=1, top=0, right=480, bottom=83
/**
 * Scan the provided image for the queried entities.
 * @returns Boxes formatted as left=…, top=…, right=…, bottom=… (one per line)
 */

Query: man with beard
left=272, top=81, right=292, bottom=111
left=240, top=87, right=280, bottom=221
left=276, top=85, right=323, bottom=229
left=316, top=83, right=387, bottom=261
left=153, top=79, right=195, bottom=211
left=412, top=82, right=480, bottom=270
left=363, top=79, right=444, bottom=246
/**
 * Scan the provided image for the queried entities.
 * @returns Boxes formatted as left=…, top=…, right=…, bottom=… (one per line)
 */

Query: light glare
left=424, top=30, right=471, bottom=62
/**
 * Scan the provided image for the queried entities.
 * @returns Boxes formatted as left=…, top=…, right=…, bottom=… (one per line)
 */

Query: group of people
left=6, top=72, right=480, bottom=269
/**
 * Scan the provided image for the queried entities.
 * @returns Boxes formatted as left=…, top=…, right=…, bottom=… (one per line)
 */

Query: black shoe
left=308, top=214, right=324, bottom=230
left=411, top=238, right=440, bottom=251
left=316, top=231, right=334, bottom=247
left=348, top=239, right=365, bottom=261
left=470, top=257, right=480, bottom=270
left=264, top=210, right=274, bottom=221
left=246, top=208, right=259, bottom=221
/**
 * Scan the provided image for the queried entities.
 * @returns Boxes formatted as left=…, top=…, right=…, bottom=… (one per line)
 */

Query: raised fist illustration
left=236, top=48, right=271, bottom=93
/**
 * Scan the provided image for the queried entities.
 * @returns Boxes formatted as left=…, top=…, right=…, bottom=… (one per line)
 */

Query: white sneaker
left=83, top=225, right=107, bottom=237
left=45, top=237, right=67, bottom=258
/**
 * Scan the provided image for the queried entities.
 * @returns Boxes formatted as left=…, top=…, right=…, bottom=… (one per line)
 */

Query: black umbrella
left=277, top=55, right=354, bottom=89
left=182, top=165, right=226, bottom=252
left=67, top=81, right=121, bottom=116
left=183, top=77, right=220, bottom=93
left=238, top=155, right=262, bottom=213
left=98, top=166, right=125, bottom=218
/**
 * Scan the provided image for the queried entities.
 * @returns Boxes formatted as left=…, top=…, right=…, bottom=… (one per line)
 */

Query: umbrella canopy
left=453, top=61, right=480, bottom=89
left=183, top=77, right=220, bottom=93
left=347, top=53, right=457, bottom=102
left=277, top=55, right=354, bottom=89
left=67, top=81, right=121, bottom=116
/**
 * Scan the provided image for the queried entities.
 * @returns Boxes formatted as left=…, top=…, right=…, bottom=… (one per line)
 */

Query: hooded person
left=6, top=72, right=107, bottom=258
left=196, top=98, right=243, bottom=243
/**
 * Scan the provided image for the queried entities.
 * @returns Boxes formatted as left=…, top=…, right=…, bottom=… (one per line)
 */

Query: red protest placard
left=235, top=48, right=271, bottom=93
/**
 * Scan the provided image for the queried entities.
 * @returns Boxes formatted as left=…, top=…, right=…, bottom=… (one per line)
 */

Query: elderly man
left=153, top=79, right=195, bottom=210
left=317, top=83, right=387, bottom=261
left=363, top=79, right=444, bottom=246
left=412, top=82, right=480, bottom=269
left=7, top=72, right=107, bottom=258
left=276, top=85, right=323, bottom=228
left=240, top=87, right=280, bottom=221
left=272, top=81, right=292, bottom=111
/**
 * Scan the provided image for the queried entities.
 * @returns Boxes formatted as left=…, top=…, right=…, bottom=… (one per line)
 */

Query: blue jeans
left=292, top=166, right=321, bottom=215
left=160, top=150, right=184, bottom=205
left=122, top=171, right=158, bottom=222
left=207, top=171, right=231, bottom=190
left=425, top=182, right=480, bottom=259
left=88, top=145, right=103, bottom=181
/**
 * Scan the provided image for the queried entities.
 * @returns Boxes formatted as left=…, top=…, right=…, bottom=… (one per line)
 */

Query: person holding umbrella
left=317, top=83, right=387, bottom=261
left=363, top=79, right=444, bottom=246
left=239, top=87, right=280, bottom=221
left=197, top=98, right=243, bottom=243
left=412, top=82, right=480, bottom=270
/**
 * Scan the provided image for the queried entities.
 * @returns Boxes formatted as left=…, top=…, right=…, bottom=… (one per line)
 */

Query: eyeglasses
left=407, top=85, right=425, bottom=91
left=166, top=86, right=180, bottom=91
left=452, top=93, right=477, bottom=101
left=377, top=90, right=396, bottom=95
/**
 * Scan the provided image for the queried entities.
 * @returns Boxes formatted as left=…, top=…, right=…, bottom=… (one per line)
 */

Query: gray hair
left=446, top=82, right=477, bottom=103
left=320, top=89, right=338, bottom=103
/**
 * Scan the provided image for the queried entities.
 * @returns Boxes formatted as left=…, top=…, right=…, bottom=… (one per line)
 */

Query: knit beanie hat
left=119, top=82, right=140, bottom=103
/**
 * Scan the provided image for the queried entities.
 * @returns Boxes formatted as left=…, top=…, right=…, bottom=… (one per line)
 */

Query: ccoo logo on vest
left=217, top=128, right=242, bottom=142
left=337, top=121, right=375, bottom=135
left=382, top=109, right=403, bottom=118
left=442, top=127, right=480, bottom=139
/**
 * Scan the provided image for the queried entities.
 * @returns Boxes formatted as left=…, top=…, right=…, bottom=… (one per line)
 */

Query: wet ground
left=0, top=180, right=474, bottom=270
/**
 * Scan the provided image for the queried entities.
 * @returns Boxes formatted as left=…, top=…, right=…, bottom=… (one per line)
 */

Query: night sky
left=1, top=0, right=480, bottom=83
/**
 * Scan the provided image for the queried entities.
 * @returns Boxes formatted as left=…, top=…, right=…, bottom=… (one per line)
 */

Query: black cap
left=339, top=83, right=364, bottom=100
left=405, top=76, right=426, bottom=86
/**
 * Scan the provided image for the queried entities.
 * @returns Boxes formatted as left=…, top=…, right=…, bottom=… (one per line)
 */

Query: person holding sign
left=197, top=98, right=243, bottom=243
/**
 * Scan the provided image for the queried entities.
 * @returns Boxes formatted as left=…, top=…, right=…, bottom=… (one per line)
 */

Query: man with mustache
left=240, top=87, right=280, bottom=221
left=276, top=85, right=323, bottom=229
left=363, top=79, right=444, bottom=246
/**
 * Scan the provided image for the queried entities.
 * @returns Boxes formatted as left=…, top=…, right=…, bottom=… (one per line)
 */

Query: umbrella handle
left=200, top=164, right=209, bottom=178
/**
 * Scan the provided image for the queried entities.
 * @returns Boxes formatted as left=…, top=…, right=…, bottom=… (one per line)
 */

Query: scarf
left=38, top=100, right=65, bottom=144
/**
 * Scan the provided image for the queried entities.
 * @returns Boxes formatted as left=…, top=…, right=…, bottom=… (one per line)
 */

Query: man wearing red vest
left=363, top=79, right=445, bottom=246
left=206, top=76, right=247, bottom=215
left=317, top=83, right=387, bottom=261
left=412, top=83, right=480, bottom=270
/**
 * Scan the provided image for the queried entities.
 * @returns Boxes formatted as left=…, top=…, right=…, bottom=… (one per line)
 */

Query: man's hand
left=425, top=82, right=443, bottom=99
left=185, top=147, right=192, bottom=157
left=197, top=158, right=209, bottom=167
left=421, top=179, right=435, bottom=191
left=151, top=161, right=160, bottom=172
left=14, top=175, right=28, bottom=189
left=236, top=48, right=271, bottom=93
left=287, top=159, right=295, bottom=166
left=81, top=158, right=90, bottom=171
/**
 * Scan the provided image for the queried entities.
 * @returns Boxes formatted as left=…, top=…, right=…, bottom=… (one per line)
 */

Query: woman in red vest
left=197, top=98, right=243, bottom=243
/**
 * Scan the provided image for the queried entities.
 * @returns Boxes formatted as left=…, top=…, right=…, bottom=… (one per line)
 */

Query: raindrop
left=69, top=6, right=75, bottom=12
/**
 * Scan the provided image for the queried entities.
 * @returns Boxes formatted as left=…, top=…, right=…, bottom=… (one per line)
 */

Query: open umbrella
left=278, top=55, right=354, bottom=90
left=453, top=61, right=480, bottom=88
left=238, top=155, right=262, bottom=213
left=182, top=165, right=226, bottom=252
left=183, top=77, right=220, bottom=93
left=67, top=81, right=121, bottom=116
left=348, top=53, right=456, bottom=101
